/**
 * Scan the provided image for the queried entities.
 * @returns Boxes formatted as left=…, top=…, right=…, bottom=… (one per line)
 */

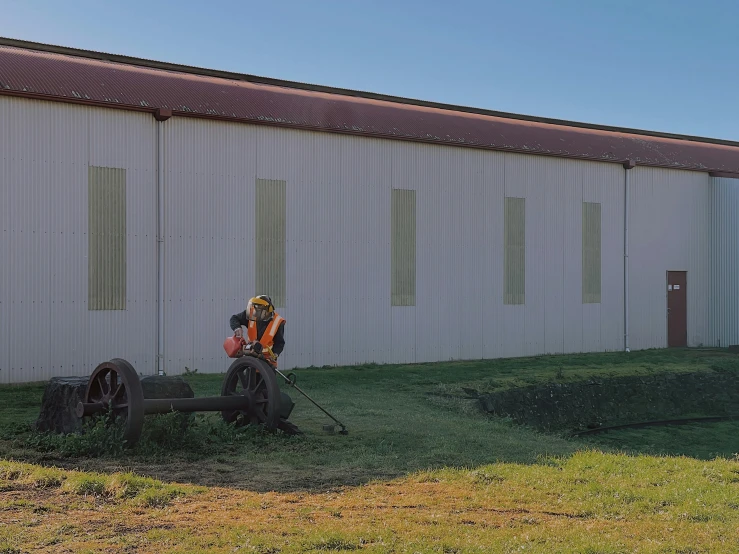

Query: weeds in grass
left=710, top=357, right=739, bottom=373
left=24, top=411, right=128, bottom=457
left=21, top=408, right=299, bottom=462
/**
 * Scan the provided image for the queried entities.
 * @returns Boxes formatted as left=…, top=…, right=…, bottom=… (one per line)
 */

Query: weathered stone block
left=35, top=377, right=89, bottom=434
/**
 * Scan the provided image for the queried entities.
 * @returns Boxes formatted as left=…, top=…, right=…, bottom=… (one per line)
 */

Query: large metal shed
left=1, top=37, right=738, bottom=384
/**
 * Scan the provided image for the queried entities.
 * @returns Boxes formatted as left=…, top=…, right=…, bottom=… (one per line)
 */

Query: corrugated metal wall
left=1, top=96, right=722, bottom=382
left=628, top=167, right=711, bottom=350
left=710, top=176, right=739, bottom=347
left=0, top=96, right=156, bottom=384
left=160, top=123, right=633, bottom=375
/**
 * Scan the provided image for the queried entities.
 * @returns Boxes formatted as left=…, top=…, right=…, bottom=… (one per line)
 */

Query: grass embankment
left=1, top=349, right=739, bottom=552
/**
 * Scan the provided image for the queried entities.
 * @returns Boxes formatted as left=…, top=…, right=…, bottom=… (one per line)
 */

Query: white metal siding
left=338, top=136, right=393, bottom=367
left=0, top=95, right=721, bottom=382
left=710, top=177, right=739, bottom=347
left=161, top=117, right=257, bottom=375
left=0, top=96, right=156, bottom=383
left=628, top=167, right=711, bottom=350
left=500, top=155, right=625, bottom=357
left=583, top=162, right=626, bottom=353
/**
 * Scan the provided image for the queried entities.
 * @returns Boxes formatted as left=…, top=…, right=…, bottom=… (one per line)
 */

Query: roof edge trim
left=709, top=171, right=739, bottom=179
left=2, top=36, right=739, bottom=149
left=0, top=87, right=729, bottom=175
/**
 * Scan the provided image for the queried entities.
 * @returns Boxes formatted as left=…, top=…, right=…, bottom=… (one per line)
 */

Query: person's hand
left=234, top=328, right=243, bottom=338
left=252, top=342, right=263, bottom=354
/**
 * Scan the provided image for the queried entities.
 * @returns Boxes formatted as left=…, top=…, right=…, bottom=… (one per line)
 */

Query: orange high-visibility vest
left=247, top=314, right=285, bottom=349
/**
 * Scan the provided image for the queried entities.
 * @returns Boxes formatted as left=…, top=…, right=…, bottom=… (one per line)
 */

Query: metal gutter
left=2, top=86, right=739, bottom=178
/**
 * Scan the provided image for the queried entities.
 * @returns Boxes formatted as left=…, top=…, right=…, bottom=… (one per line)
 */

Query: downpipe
left=623, top=159, right=635, bottom=353
left=157, top=121, right=165, bottom=375
left=154, top=110, right=171, bottom=375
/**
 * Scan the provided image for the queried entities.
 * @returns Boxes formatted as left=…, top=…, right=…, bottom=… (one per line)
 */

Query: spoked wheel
left=220, top=357, right=281, bottom=430
left=83, top=358, right=145, bottom=446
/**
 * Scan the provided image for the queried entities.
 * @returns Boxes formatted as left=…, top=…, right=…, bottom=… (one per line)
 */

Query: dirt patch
left=22, top=457, right=401, bottom=493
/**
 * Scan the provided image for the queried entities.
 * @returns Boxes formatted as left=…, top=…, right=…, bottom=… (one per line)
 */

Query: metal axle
left=76, top=394, right=253, bottom=418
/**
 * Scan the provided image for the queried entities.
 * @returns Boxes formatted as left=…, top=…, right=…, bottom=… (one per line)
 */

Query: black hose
left=571, top=415, right=739, bottom=436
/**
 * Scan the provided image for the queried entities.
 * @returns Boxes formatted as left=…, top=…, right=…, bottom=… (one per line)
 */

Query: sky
left=1, top=0, right=738, bottom=140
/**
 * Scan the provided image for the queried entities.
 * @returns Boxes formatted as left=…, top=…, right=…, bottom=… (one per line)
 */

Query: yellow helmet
left=246, top=295, right=274, bottom=322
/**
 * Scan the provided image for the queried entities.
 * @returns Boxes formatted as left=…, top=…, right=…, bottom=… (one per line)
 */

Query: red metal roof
left=1, top=40, right=739, bottom=175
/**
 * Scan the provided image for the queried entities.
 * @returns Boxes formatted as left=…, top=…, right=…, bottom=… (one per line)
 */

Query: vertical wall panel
left=423, top=145, right=464, bottom=362
left=581, top=162, right=624, bottom=352
left=254, top=127, right=345, bottom=369
left=481, top=152, right=506, bottom=360
left=339, top=136, right=391, bottom=366
left=504, top=154, right=547, bottom=357
left=563, top=163, right=584, bottom=353
left=0, top=117, right=8, bottom=380
left=501, top=156, right=525, bottom=358
left=1, top=97, right=156, bottom=383
left=87, top=107, right=156, bottom=373
left=458, top=148, right=487, bottom=361
left=629, top=167, right=710, bottom=350
left=710, top=177, right=739, bottom=347
left=254, top=126, right=309, bottom=369
left=390, top=143, right=426, bottom=364
left=599, top=165, right=626, bottom=352
left=300, top=133, right=344, bottom=368
left=542, top=159, right=569, bottom=355
left=164, top=117, right=257, bottom=375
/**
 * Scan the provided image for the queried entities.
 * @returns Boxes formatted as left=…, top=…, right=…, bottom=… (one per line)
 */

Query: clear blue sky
left=2, top=0, right=738, bottom=140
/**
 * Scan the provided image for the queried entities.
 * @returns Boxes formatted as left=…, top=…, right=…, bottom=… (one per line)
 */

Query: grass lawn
left=1, top=348, right=739, bottom=552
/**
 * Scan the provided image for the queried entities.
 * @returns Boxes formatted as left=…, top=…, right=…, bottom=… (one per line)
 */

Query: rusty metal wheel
left=83, top=358, right=145, bottom=447
left=220, top=356, right=281, bottom=430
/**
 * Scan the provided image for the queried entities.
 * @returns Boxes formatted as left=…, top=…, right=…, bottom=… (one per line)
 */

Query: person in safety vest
left=229, top=295, right=285, bottom=366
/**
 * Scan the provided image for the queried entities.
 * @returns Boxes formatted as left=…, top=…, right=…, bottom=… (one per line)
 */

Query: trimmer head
left=322, top=424, right=349, bottom=435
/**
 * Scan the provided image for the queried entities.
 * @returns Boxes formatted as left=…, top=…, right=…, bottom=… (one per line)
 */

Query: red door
left=667, top=271, right=687, bottom=348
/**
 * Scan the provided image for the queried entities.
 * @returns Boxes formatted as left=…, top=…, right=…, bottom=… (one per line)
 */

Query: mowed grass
left=1, top=348, right=739, bottom=488
left=1, top=348, right=739, bottom=552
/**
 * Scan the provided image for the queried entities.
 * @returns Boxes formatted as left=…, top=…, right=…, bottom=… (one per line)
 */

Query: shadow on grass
left=579, top=420, right=739, bottom=461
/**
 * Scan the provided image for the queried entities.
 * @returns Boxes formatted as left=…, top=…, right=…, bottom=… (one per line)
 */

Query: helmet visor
left=247, top=299, right=272, bottom=322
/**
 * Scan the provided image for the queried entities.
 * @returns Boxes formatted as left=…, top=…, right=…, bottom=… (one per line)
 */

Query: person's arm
left=271, top=321, right=285, bottom=355
left=229, top=311, right=248, bottom=333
